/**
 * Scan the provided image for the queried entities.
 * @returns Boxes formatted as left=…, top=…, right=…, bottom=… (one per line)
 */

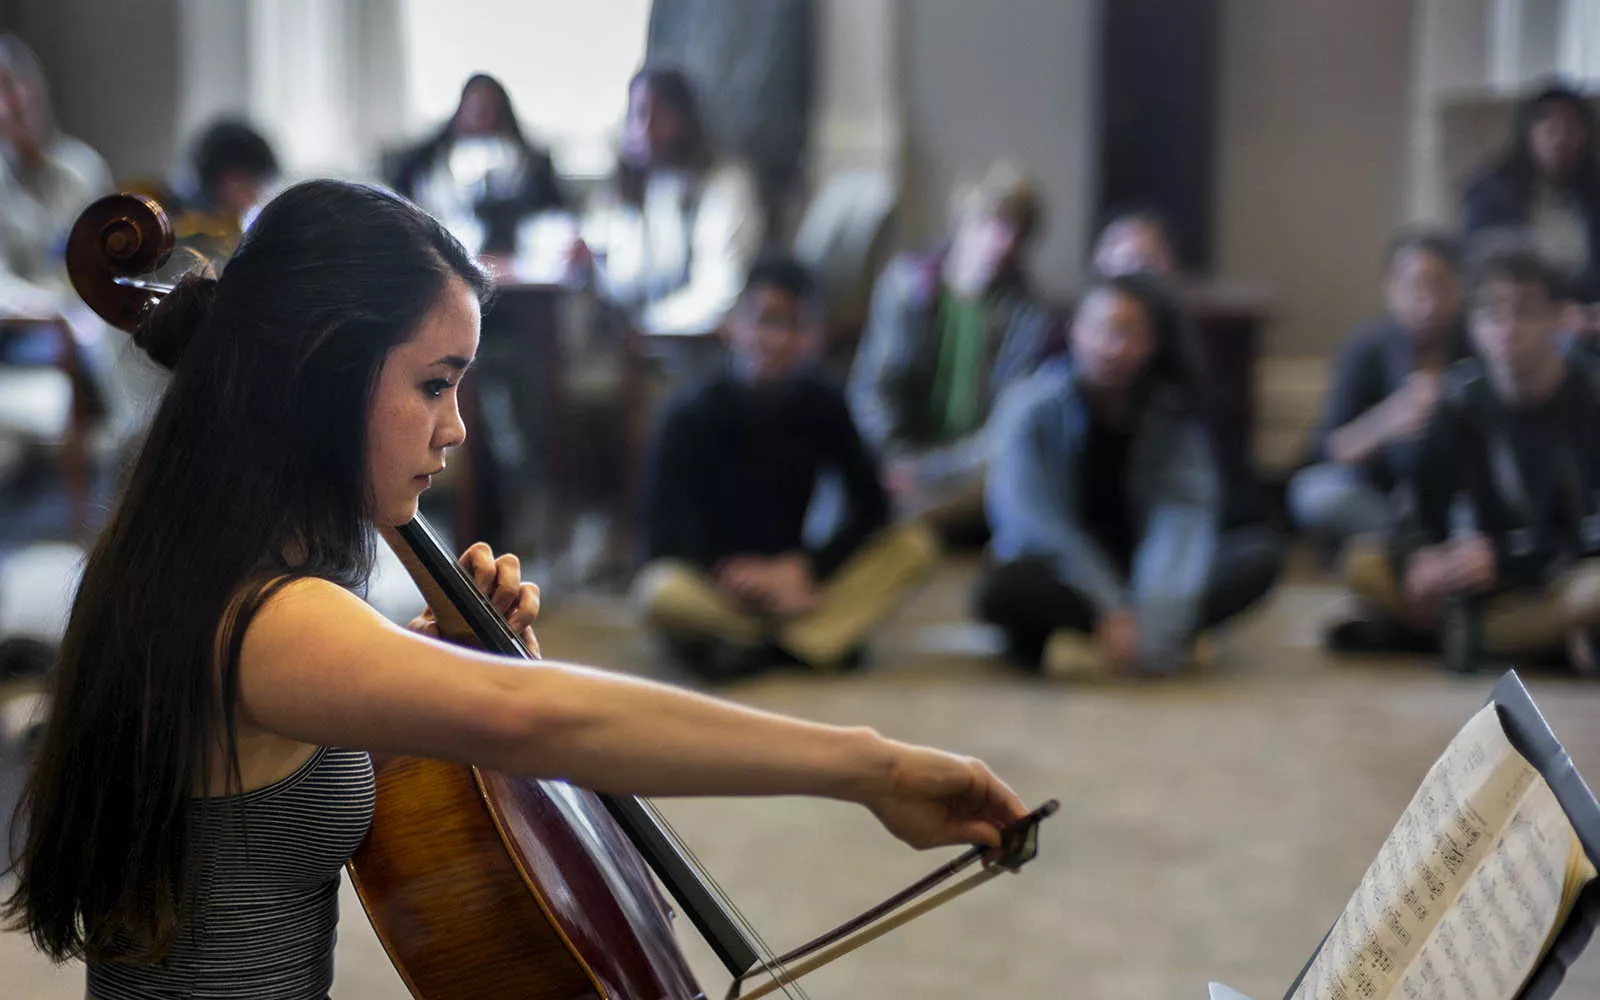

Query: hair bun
left=133, top=272, right=217, bottom=370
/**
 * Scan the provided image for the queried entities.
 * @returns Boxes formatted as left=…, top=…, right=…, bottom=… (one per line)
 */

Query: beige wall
left=811, top=0, right=902, bottom=180
left=897, top=0, right=1101, bottom=297
left=1409, top=0, right=1492, bottom=220
left=884, top=0, right=1420, bottom=346
left=1215, top=0, right=1417, bottom=357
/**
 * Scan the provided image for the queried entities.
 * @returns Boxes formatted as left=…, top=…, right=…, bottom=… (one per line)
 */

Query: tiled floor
left=2, top=556, right=1599, bottom=999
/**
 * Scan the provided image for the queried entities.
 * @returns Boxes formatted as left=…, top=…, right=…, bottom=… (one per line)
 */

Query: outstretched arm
left=240, top=573, right=1027, bottom=849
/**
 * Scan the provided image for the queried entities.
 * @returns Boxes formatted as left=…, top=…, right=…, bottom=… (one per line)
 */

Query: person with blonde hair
left=847, top=161, right=1059, bottom=545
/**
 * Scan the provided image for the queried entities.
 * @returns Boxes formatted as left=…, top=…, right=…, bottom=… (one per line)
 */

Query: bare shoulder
left=238, top=574, right=419, bottom=716
left=240, top=574, right=423, bottom=670
left=224, top=574, right=386, bottom=662
left=255, top=573, right=385, bottom=625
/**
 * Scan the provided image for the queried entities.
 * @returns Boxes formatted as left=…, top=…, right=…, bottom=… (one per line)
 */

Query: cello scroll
left=65, top=193, right=177, bottom=333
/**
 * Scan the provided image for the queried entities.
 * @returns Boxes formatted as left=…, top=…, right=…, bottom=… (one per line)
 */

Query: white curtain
left=398, top=0, right=650, bottom=177
left=178, top=0, right=409, bottom=178
left=1486, top=0, right=1600, bottom=88
left=1561, top=0, right=1600, bottom=80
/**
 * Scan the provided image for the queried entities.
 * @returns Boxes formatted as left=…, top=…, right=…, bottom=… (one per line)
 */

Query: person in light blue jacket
left=975, top=272, right=1283, bottom=677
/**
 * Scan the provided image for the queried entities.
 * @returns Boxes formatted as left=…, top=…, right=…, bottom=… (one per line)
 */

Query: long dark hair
left=3, top=180, right=491, bottom=962
left=616, top=65, right=715, bottom=206
left=1491, top=82, right=1600, bottom=201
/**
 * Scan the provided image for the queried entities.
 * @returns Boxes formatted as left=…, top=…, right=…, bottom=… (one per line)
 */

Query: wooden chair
left=0, top=316, right=95, bottom=541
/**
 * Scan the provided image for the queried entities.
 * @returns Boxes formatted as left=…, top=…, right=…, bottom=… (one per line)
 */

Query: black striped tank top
left=87, top=746, right=376, bottom=1000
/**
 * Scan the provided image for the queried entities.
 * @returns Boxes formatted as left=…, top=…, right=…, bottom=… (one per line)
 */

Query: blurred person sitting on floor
left=975, top=273, right=1281, bottom=679
left=1292, top=229, right=1470, bottom=654
left=572, top=65, right=762, bottom=337
left=0, top=34, right=111, bottom=319
left=1344, top=247, right=1600, bottom=672
left=389, top=73, right=565, bottom=256
left=633, top=256, right=938, bottom=680
left=846, top=162, right=1057, bottom=547
left=1463, top=82, right=1600, bottom=340
left=1087, top=206, right=1278, bottom=534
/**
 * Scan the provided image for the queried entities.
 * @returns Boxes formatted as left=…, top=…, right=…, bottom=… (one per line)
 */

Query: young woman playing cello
left=3, top=179, right=1026, bottom=999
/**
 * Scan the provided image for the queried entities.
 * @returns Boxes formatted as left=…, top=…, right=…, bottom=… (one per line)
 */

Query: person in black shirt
left=1346, top=247, right=1600, bottom=670
left=633, top=257, right=939, bottom=678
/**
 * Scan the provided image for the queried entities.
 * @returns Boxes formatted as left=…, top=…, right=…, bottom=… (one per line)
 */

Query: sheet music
left=1395, top=779, right=1572, bottom=1000
left=1290, top=705, right=1561, bottom=1000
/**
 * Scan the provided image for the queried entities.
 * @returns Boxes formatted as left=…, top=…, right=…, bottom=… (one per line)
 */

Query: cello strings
left=638, top=797, right=809, bottom=999
left=638, top=797, right=812, bottom=1000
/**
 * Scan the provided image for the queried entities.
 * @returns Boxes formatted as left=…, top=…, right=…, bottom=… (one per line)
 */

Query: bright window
left=398, top=0, right=652, bottom=177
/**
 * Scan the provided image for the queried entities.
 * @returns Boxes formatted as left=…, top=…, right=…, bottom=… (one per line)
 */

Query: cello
left=65, top=191, right=1056, bottom=999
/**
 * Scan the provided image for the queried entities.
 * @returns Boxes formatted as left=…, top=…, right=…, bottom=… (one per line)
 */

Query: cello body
left=348, top=755, right=704, bottom=1000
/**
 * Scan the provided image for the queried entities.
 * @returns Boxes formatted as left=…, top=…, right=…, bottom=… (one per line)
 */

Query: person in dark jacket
left=1344, top=247, right=1600, bottom=671
left=633, top=257, right=938, bottom=679
left=388, top=73, right=564, bottom=254
left=975, top=273, right=1283, bottom=678
left=846, top=162, right=1057, bottom=546
left=1462, top=82, right=1600, bottom=322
